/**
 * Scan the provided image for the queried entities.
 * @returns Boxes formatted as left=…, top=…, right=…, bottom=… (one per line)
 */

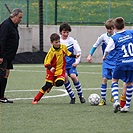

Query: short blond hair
left=104, top=18, right=115, bottom=29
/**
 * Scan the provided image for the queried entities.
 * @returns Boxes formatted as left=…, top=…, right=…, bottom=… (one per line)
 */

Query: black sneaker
left=0, top=97, right=13, bottom=103
left=79, top=96, right=85, bottom=103
left=70, top=98, right=75, bottom=104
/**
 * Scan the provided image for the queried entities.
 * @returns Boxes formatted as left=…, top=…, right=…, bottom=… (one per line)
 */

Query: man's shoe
left=0, top=97, right=13, bottom=103
left=99, top=99, right=106, bottom=106
left=70, top=98, right=75, bottom=104
left=120, top=105, right=129, bottom=113
left=113, top=101, right=120, bottom=113
left=32, top=99, right=38, bottom=105
left=79, top=96, right=85, bottom=103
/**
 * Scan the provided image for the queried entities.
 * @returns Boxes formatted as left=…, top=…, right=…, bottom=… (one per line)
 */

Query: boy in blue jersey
left=59, top=22, right=85, bottom=104
left=87, top=19, right=127, bottom=107
left=87, top=19, right=117, bottom=105
left=103, top=17, right=133, bottom=113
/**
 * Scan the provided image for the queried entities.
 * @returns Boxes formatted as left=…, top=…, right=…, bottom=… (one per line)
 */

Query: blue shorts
left=66, top=67, right=78, bottom=76
left=102, top=67, right=114, bottom=80
left=113, top=70, right=133, bottom=83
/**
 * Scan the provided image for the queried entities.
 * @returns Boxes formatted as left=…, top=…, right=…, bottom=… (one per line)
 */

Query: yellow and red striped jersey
left=44, top=44, right=72, bottom=76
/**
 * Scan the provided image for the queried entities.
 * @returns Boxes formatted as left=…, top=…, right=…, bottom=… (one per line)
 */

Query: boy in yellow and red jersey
left=32, top=33, right=80, bottom=104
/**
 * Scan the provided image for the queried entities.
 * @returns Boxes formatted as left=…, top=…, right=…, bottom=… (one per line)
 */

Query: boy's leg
left=64, top=80, right=75, bottom=104
left=99, top=83, right=107, bottom=106
left=111, top=81, right=120, bottom=113
left=120, top=84, right=133, bottom=112
left=120, top=83, right=126, bottom=108
left=32, top=82, right=53, bottom=104
left=69, top=67, right=85, bottom=104
left=99, top=67, right=110, bottom=105
left=64, top=72, right=75, bottom=104
left=73, top=80, right=85, bottom=103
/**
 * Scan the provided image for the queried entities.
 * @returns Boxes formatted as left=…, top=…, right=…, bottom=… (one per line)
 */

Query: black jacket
left=0, top=17, right=19, bottom=61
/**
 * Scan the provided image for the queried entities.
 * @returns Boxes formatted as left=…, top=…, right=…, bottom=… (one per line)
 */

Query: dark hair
left=114, top=17, right=125, bottom=30
left=10, top=8, right=23, bottom=18
left=104, top=18, right=114, bottom=29
left=59, top=22, right=71, bottom=33
left=50, top=33, right=60, bottom=42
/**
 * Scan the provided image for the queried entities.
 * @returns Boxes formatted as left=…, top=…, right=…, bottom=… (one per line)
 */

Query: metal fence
left=0, top=0, right=133, bottom=26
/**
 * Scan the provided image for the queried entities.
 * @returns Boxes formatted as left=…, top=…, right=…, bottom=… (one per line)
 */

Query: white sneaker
left=113, top=101, right=120, bottom=113
left=120, top=105, right=129, bottom=113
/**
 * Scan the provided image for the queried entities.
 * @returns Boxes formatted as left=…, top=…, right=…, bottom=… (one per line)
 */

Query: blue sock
left=64, top=80, right=75, bottom=98
left=74, top=81, right=83, bottom=97
left=100, top=84, right=107, bottom=100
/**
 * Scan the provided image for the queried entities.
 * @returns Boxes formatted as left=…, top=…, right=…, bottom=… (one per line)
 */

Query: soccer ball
left=88, top=93, right=100, bottom=106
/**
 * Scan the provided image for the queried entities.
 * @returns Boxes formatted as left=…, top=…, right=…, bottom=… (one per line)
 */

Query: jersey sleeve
left=73, top=39, right=81, bottom=64
left=44, top=48, right=54, bottom=67
left=89, top=34, right=104, bottom=56
left=105, top=38, right=115, bottom=53
left=93, top=34, right=104, bottom=48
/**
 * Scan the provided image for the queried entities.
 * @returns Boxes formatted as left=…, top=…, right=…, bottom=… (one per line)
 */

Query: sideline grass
left=0, top=63, right=133, bottom=133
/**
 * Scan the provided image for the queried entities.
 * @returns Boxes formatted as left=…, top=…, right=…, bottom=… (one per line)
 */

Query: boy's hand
left=87, top=55, right=92, bottom=62
left=102, top=56, right=106, bottom=60
left=76, top=54, right=80, bottom=58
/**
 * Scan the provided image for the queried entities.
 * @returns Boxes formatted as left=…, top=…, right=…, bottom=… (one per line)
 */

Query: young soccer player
left=32, top=33, right=80, bottom=104
left=103, top=17, right=133, bottom=113
left=87, top=19, right=127, bottom=107
left=87, top=18, right=117, bottom=105
left=59, top=22, right=85, bottom=104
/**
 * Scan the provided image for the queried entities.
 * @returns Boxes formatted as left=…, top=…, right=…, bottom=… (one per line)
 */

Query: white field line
left=11, top=69, right=101, bottom=74
left=13, top=65, right=101, bottom=68
left=12, top=64, right=101, bottom=74
left=6, top=88, right=122, bottom=101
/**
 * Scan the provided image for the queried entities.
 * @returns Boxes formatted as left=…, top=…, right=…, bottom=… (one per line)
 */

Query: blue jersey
left=60, top=36, right=81, bottom=69
left=105, top=30, right=133, bottom=71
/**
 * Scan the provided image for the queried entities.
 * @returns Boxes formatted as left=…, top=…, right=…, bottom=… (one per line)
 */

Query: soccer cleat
left=70, top=98, right=75, bottom=104
left=120, top=105, right=129, bottom=113
left=110, top=95, right=114, bottom=103
left=99, top=99, right=106, bottom=106
left=113, top=101, right=120, bottom=113
left=120, top=100, right=126, bottom=108
left=120, top=94, right=126, bottom=108
left=79, top=96, right=86, bottom=103
left=0, top=97, right=13, bottom=103
left=32, top=99, right=38, bottom=105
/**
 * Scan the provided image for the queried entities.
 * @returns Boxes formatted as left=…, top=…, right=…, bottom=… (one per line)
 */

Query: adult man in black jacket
left=0, top=8, right=23, bottom=103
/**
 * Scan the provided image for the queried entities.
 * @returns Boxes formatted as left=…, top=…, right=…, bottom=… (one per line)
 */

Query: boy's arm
left=87, top=47, right=96, bottom=62
left=73, top=39, right=81, bottom=65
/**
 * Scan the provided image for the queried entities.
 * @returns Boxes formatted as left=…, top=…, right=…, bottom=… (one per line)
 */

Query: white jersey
left=93, top=33, right=112, bottom=55
left=90, top=32, right=117, bottom=67
left=60, top=36, right=81, bottom=68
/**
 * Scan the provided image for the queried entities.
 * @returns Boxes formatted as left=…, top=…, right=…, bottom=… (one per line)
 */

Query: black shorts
left=0, top=58, right=13, bottom=69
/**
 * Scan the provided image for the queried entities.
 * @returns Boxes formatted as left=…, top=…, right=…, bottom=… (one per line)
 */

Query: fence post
left=39, top=0, right=43, bottom=51
left=55, top=0, right=58, bottom=25
left=27, top=0, right=29, bottom=27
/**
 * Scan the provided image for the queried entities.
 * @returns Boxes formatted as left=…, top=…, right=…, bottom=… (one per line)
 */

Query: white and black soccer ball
left=88, top=93, right=100, bottom=106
